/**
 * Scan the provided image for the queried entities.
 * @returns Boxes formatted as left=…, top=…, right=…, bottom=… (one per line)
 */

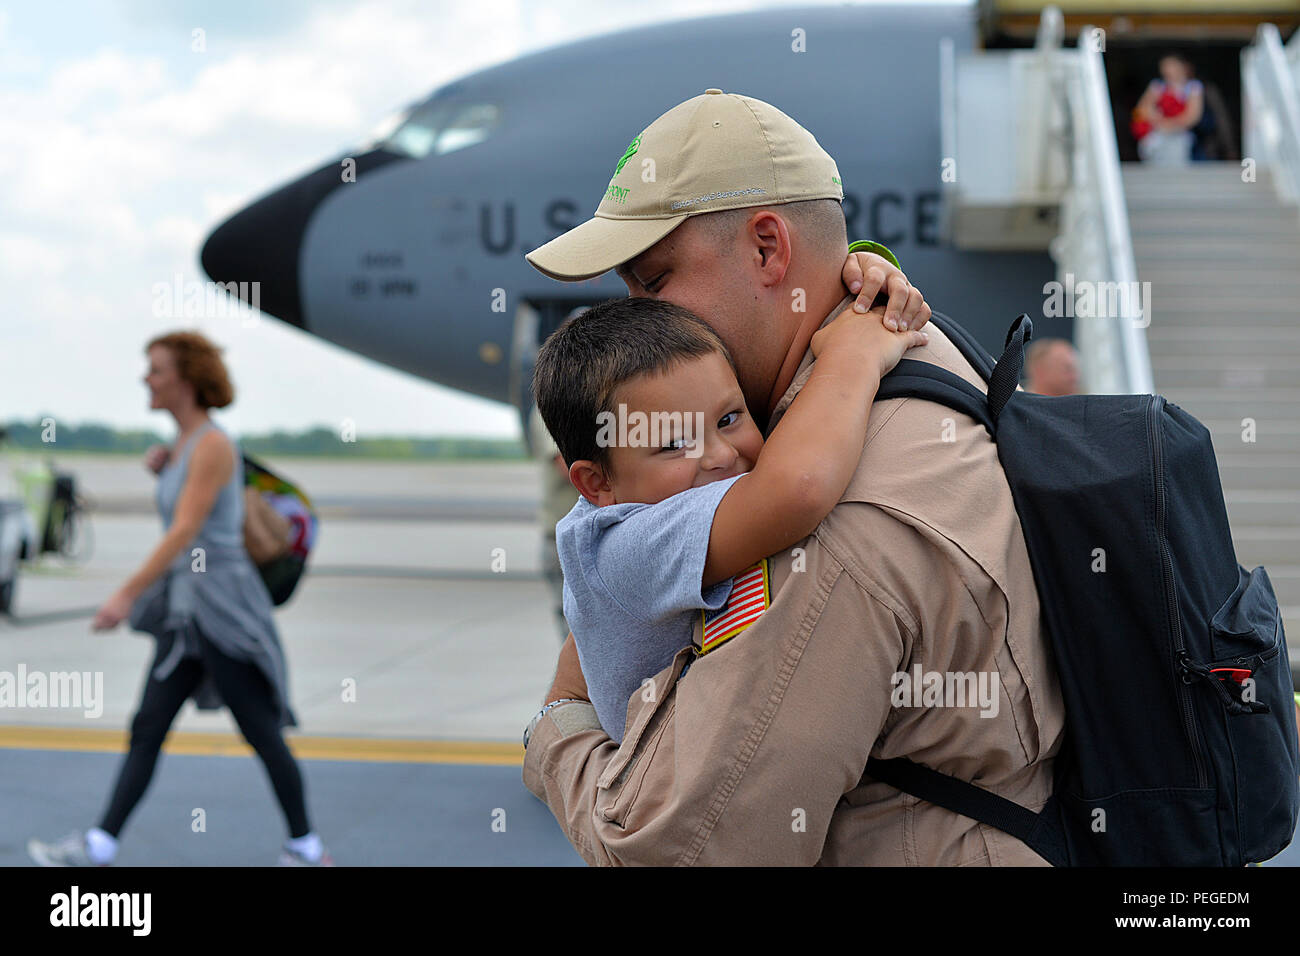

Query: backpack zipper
left=1149, top=394, right=1208, bottom=788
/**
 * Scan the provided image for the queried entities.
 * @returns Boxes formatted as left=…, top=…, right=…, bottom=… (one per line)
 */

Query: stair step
left=1129, top=216, right=1300, bottom=234
left=1162, top=387, right=1300, bottom=402
left=1224, top=490, right=1300, bottom=525
left=1135, top=267, right=1300, bottom=282
left=1206, top=422, right=1300, bottom=456
left=1230, top=526, right=1300, bottom=564
left=1249, top=564, right=1300, bottom=603
left=1143, top=307, right=1300, bottom=326
left=1157, top=392, right=1300, bottom=425
left=1128, top=198, right=1298, bottom=214
left=1132, top=243, right=1300, bottom=261
left=1122, top=161, right=1260, bottom=178
left=1124, top=172, right=1275, bottom=182
left=1125, top=186, right=1292, bottom=202
left=1128, top=197, right=1293, bottom=212
left=1151, top=362, right=1297, bottom=390
left=1145, top=327, right=1300, bottom=347
left=1207, top=419, right=1300, bottom=432
left=1154, top=345, right=1300, bottom=364
left=1216, top=460, right=1300, bottom=489
left=1154, top=353, right=1300, bottom=367
left=1149, top=344, right=1300, bottom=359
left=1119, top=164, right=1299, bottom=664
left=1122, top=184, right=1274, bottom=193
left=1133, top=229, right=1300, bottom=242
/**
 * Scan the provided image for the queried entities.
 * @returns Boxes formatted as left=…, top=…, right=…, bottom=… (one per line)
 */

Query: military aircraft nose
left=199, top=148, right=406, bottom=330
left=200, top=189, right=307, bottom=329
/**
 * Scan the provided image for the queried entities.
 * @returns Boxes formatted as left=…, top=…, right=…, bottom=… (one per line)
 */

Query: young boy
left=532, top=270, right=928, bottom=742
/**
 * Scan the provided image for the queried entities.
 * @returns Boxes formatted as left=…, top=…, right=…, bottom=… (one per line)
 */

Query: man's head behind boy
left=526, top=92, right=852, bottom=421
left=532, top=297, right=739, bottom=480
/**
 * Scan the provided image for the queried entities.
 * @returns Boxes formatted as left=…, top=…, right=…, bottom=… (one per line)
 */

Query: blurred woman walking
left=28, top=331, right=331, bottom=866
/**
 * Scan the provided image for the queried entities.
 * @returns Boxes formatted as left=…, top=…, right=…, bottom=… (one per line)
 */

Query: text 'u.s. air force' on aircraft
left=476, top=190, right=944, bottom=256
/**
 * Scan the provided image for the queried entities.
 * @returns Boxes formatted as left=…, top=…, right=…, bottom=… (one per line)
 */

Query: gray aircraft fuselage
left=200, top=4, right=1059, bottom=429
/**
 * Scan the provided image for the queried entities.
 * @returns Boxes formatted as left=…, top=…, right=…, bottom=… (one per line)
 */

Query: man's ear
left=569, top=459, right=617, bottom=507
left=746, top=210, right=792, bottom=287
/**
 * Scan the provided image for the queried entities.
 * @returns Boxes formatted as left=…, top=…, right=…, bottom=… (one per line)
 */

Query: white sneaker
left=28, top=832, right=107, bottom=867
left=277, top=845, right=335, bottom=866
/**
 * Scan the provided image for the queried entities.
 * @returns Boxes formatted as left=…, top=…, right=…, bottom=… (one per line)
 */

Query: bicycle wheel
left=57, top=505, right=92, bottom=563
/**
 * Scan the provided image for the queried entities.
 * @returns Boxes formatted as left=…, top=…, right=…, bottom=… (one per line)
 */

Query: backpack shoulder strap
left=876, top=359, right=996, bottom=436
left=866, top=315, right=1061, bottom=863
left=877, top=314, right=1032, bottom=434
left=864, top=757, right=1066, bottom=866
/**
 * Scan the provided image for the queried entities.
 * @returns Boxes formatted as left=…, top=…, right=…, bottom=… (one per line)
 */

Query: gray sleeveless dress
left=128, top=420, right=297, bottom=729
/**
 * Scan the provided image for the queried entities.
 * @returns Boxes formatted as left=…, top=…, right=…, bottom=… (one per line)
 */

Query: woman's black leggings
left=98, top=625, right=310, bottom=839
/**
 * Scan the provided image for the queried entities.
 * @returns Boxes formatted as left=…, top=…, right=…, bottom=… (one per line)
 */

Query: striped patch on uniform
left=699, top=558, right=770, bottom=655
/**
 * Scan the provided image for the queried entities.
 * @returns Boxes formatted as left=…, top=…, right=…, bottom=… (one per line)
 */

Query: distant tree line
left=0, top=419, right=527, bottom=460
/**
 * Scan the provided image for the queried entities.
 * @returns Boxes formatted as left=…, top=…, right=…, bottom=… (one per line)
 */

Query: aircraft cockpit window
left=359, top=105, right=415, bottom=151
left=384, top=103, right=500, bottom=158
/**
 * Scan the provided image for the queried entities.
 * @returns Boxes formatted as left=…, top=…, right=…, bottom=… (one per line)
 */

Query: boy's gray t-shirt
left=556, top=474, right=744, bottom=742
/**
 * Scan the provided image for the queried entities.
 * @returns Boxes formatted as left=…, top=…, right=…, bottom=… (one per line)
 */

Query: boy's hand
left=811, top=308, right=929, bottom=377
left=841, top=251, right=931, bottom=332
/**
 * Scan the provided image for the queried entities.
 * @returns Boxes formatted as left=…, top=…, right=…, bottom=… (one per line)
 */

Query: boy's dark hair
left=531, top=297, right=737, bottom=476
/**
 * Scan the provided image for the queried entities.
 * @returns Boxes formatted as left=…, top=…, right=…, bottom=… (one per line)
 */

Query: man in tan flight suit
left=520, top=90, right=1066, bottom=865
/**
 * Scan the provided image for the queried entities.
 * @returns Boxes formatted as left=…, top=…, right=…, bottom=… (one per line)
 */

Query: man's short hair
left=1024, top=338, right=1071, bottom=372
left=695, top=198, right=846, bottom=254
left=1024, top=337, right=1078, bottom=386
left=532, top=297, right=736, bottom=476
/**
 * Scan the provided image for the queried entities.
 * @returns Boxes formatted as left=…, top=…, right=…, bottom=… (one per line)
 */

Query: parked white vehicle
left=0, top=428, right=39, bottom=614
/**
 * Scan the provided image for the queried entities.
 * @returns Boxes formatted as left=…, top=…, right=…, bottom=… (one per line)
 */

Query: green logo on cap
left=612, top=136, right=641, bottom=178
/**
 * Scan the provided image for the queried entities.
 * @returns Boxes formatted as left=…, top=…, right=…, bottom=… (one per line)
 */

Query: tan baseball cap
left=525, top=89, right=843, bottom=282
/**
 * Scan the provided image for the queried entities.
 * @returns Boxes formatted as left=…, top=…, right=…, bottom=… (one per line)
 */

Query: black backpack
left=864, top=311, right=1299, bottom=866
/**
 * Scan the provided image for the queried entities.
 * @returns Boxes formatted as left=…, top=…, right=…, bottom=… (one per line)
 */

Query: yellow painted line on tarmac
left=0, top=725, right=524, bottom=766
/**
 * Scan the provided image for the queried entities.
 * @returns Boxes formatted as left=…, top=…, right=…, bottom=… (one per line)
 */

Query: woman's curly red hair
left=146, top=331, right=235, bottom=409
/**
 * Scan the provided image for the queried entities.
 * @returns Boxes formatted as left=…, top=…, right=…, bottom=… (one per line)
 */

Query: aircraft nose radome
left=199, top=148, right=407, bottom=331
left=201, top=193, right=307, bottom=329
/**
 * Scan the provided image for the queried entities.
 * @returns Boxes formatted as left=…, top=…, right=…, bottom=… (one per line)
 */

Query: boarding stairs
left=1125, top=161, right=1300, bottom=653
left=942, top=8, right=1300, bottom=663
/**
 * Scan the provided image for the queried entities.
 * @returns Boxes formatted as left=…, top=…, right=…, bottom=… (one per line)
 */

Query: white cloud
left=1, top=0, right=532, bottom=436
left=0, top=11, right=42, bottom=78
left=1, top=0, right=857, bottom=436
left=46, top=48, right=168, bottom=110
left=0, top=236, right=65, bottom=279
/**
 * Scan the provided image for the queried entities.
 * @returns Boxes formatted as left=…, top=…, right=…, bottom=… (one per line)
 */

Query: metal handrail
left=1285, top=20, right=1300, bottom=61
left=1027, top=5, right=1066, bottom=199
left=1074, top=23, right=1152, bottom=394
left=941, top=6, right=1153, bottom=392
left=1248, top=23, right=1300, bottom=205
left=1035, top=5, right=1063, bottom=49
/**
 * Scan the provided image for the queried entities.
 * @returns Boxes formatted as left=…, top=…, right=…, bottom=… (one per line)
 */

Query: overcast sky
left=0, top=0, right=957, bottom=440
